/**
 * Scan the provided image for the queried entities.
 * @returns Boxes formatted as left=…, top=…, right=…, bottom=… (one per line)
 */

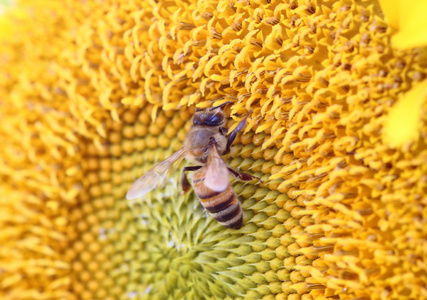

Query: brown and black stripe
left=192, top=167, right=242, bottom=229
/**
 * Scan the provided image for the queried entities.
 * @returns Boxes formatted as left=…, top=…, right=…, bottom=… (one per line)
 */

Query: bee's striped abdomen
left=193, top=168, right=243, bottom=229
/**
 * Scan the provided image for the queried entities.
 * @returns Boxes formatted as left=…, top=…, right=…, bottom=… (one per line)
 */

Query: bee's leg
left=228, top=167, right=263, bottom=183
left=223, top=111, right=251, bottom=155
left=181, top=166, right=202, bottom=193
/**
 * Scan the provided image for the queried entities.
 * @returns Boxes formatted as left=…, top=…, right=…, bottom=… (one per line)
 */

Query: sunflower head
left=1, top=0, right=426, bottom=299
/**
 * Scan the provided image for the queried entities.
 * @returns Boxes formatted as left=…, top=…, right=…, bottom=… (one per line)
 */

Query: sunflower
left=0, top=0, right=426, bottom=299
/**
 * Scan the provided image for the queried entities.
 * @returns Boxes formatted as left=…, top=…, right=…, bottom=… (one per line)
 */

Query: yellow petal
left=378, top=0, right=401, bottom=29
left=392, top=22, right=427, bottom=49
left=383, top=80, right=427, bottom=146
left=379, top=0, right=427, bottom=49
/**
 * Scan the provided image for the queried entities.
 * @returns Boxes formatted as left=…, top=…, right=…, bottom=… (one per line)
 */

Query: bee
left=126, top=102, right=261, bottom=229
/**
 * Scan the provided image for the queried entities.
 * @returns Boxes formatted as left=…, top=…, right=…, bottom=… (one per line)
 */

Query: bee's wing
left=204, top=143, right=230, bottom=192
left=126, top=147, right=186, bottom=200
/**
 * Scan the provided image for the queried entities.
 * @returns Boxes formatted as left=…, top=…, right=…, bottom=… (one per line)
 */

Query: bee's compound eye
left=206, top=114, right=223, bottom=126
left=193, top=118, right=202, bottom=125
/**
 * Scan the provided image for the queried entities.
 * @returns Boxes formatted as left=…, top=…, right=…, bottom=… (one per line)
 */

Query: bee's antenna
left=209, top=101, right=231, bottom=111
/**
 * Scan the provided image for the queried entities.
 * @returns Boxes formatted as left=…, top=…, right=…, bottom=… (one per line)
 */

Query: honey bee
left=126, top=102, right=261, bottom=229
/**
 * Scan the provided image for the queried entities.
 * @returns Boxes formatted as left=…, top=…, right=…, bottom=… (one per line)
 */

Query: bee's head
left=192, top=102, right=230, bottom=127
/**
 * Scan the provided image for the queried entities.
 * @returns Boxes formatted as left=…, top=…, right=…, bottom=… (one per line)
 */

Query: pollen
left=1, top=0, right=426, bottom=299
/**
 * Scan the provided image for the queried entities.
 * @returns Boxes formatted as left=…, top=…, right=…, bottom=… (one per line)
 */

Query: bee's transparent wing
left=205, top=143, right=229, bottom=192
left=126, top=147, right=186, bottom=200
